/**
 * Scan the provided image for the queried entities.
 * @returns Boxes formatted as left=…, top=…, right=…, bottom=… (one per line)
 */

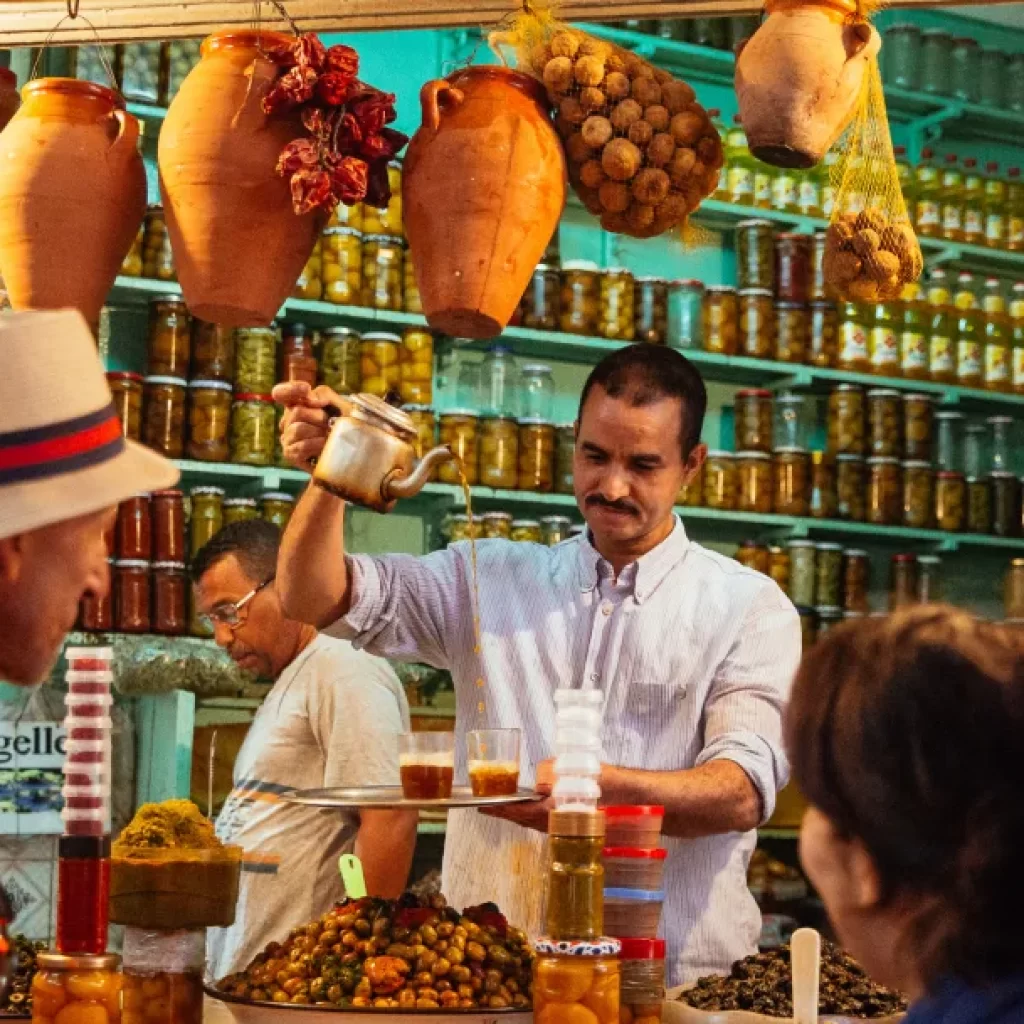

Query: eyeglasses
left=200, top=576, right=274, bottom=630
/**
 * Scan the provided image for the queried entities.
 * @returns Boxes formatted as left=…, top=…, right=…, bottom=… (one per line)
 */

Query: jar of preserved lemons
left=186, top=380, right=232, bottom=462
left=809, top=450, right=837, bottom=519
left=867, top=456, right=902, bottom=525
left=327, top=199, right=363, bottom=232
left=902, top=393, right=934, bottom=462
left=561, top=261, right=601, bottom=335
left=190, top=486, right=224, bottom=558
left=518, top=419, right=556, bottom=492
left=293, top=236, right=323, bottom=300
left=121, top=222, right=144, bottom=277
left=704, top=451, right=738, bottom=509
left=599, top=268, right=636, bottom=340
left=404, top=249, right=423, bottom=314
left=836, top=454, right=867, bottom=520
left=480, top=415, right=520, bottom=489
left=734, top=389, right=773, bottom=453
left=362, top=234, right=404, bottom=310
left=230, top=393, right=276, bottom=467
left=737, top=451, right=773, bottom=513
left=512, top=519, right=543, bottom=542
left=866, top=388, right=903, bottom=458
left=677, top=464, right=704, bottom=507
left=405, top=405, right=437, bottom=478
left=773, top=447, right=810, bottom=516
left=809, top=302, right=838, bottom=367
left=736, top=540, right=771, bottom=574
left=935, top=471, right=967, bottom=532
left=321, top=327, right=361, bottom=394
left=827, top=385, right=866, bottom=455
left=703, top=287, right=739, bottom=355
left=143, top=206, right=175, bottom=281
left=147, top=295, right=191, bottom=377
left=738, top=289, right=774, bottom=359
left=360, top=333, right=401, bottom=397
left=399, top=328, right=433, bottom=405
left=775, top=302, right=809, bottom=363
left=902, top=460, right=934, bottom=528
left=482, top=512, right=513, bottom=539
left=322, top=228, right=362, bottom=306
left=362, top=162, right=403, bottom=236
left=439, top=410, right=480, bottom=485
left=32, top=952, right=122, bottom=1024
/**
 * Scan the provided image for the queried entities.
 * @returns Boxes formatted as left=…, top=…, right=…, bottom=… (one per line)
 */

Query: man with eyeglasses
left=193, top=520, right=416, bottom=981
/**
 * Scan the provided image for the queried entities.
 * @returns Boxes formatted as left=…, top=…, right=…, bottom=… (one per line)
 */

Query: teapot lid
left=350, top=393, right=416, bottom=440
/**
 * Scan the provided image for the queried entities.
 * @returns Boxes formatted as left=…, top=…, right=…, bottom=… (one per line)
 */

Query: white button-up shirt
left=328, top=517, right=801, bottom=984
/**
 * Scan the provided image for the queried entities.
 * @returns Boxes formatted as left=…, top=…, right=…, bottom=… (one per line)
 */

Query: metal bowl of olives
left=211, top=894, right=534, bottom=1020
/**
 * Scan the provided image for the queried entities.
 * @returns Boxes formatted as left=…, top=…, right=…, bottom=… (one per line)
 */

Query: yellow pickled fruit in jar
left=65, top=973, right=116, bottom=1002
left=538, top=1003, right=600, bottom=1024
left=536, top=961, right=595, bottom=1004
left=32, top=974, right=68, bottom=1017
left=581, top=972, right=619, bottom=1024
left=54, top=1003, right=109, bottom=1024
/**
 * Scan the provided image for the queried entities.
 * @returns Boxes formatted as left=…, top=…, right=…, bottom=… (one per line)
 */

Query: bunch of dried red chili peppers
left=263, top=33, right=408, bottom=215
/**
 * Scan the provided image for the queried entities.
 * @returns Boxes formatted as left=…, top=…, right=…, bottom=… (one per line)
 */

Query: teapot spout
left=383, top=445, right=452, bottom=501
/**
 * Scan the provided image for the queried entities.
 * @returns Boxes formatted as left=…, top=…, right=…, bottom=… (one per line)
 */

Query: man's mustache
left=586, top=494, right=639, bottom=515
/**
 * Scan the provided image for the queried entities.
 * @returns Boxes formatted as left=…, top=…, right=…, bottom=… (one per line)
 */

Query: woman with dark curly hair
left=786, top=605, right=1024, bottom=1023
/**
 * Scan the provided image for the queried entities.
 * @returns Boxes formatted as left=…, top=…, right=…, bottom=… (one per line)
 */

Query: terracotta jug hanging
left=403, top=66, right=566, bottom=339
left=0, top=69, right=21, bottom=132
left=735, top=0, right=881, bottom=169
left=158, top=30, right=320, bottom=327
left=0, top=79, right=145, bottom=327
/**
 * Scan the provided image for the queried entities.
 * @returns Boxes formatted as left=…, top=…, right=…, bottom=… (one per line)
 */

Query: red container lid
left=603, top=847, right=668, bottom=859
left=106, top=371, right=144, bottom=383
left=735, top=388, right=773, bottom=399
left=602, top=806, right=665, bottom=818
left=617, top=938, right=666, bottom=960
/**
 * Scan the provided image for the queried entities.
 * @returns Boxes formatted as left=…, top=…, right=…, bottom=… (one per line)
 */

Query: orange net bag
left=492, top=8, right=722, bottom=239
left=824, top=28, right=923, bottom=301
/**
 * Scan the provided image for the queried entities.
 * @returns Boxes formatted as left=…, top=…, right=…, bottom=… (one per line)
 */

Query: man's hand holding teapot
left=272, top=382, right=352, bottom=471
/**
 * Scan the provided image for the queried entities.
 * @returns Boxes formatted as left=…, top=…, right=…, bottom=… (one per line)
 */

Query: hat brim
left=0, top=441, right=179, bottom=541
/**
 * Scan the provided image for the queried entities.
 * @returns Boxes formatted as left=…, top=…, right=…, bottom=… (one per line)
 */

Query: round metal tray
left=281, top=786, right=541, bottom=811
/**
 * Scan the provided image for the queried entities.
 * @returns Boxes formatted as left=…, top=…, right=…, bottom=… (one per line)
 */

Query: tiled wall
left=0, top=835, right=57, bottom=941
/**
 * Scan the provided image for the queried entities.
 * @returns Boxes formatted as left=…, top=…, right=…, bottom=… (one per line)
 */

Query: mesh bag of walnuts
left=492, top=13, right=722, bottom=239
left=824, top=55, right=922, bottom=301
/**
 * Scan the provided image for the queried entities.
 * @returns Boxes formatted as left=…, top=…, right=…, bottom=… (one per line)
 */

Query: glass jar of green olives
left=556, top=423, right=575, bottom=495
left=223, top=497, right=260, bottom=526
left=703, top=287, right=739, bottom=355
left=235, top=327, right=278, bottom=395
left=261, top=491, right=295, bottom=530
left=902, top=460, right=934, bottom=528
left=599, top=268, right=635, bottom=341
left=482, top=512, right=513, bottom=539
left=230, top=393, right=276, bottom=467
left=186, top=380, right=232, bottom=462
left=738, top=289, right=775, bottom=359
left=704, top=451, right=738, bottom=509
left=511, top=519, right=543, bottom=543
left=736, top=219, right=775, bottom=290
left=560, top=262, right=600, bottom=336
left=362, top=234, right=404, bottom=311
left=321, top=327, right=361, bottom=394
left=190, top=486, right=224, bottom=558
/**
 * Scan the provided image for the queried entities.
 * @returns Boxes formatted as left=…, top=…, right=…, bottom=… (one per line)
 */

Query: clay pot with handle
left=735, top=0, right=881, bottom=169
left=158, top=30, right=320, bottom=327
left=403, top=66, right=566, bottom=339
left=0, top=79, right=145, bottom=327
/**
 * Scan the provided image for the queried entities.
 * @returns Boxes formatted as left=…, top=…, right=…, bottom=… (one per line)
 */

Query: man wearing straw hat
left=0, top=309, right=179, bottom=687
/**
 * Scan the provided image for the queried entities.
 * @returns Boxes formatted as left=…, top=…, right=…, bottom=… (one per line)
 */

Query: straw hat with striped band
left=0, top=309, right=179, bottom=540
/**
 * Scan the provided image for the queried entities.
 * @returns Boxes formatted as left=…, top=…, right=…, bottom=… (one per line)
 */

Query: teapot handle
left=110, top=108, right=139, bottom=159
left=420, top=80, right=464, bottom=133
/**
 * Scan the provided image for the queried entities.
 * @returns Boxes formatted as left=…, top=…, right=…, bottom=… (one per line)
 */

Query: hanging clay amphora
left=0, top=79, right=145, bottom=326
left=735, top=0, right=881, bottom=169
left=158, top=30, right=320, bottom=327
left=403, top=66, right=566, bottom=339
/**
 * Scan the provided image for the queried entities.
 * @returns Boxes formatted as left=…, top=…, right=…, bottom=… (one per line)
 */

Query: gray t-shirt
left=206, top=634, right=410, bottom=980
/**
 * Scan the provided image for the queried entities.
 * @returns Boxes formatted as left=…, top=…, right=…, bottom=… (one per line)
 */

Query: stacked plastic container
left=551, top=689, right=604, bottom=809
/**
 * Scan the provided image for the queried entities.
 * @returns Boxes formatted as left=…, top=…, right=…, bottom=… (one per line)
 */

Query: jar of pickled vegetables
left=512, top=519, right=542, bottom=543
left=32, top=952, right=122, bottom=1024
left=230, top=393, right=276, bottom=467
left=540, top=515, right=573, bottom=546
left=399, top=328, right=433, bottom=404
left=122, top=966, right=203, bottom=1024
left=990, top=471, right=1020, bottom=537
left=902, top=393, right=934, bottom=462
left=866, top=389, right=902, bottom=457
left=809, top=232, right=833, bottom=303
left=814, top=542, right=844, bottom=607
left=736, top=451, right=773, bottom=513
left=363, top=162, right=403, bottom=236
left=703, top=287, right=738, bottom=355
left=143, top=206, right=175, bottom=281
left=556, top=423, right=575, bottom=495
left=533, top=942, right=621, bottom=1024
left=186, top=380, right=232, bottom=462
left=738, top=289, right=775, bottom=359
left=809, top=302, right=838, bottom=367
left=868, top=302, right=900, bottom=376
left=828, top=385, right=866, bottom=455
left=147, top=296, right=191, bottom=377
left=734, top=389, right=773, bottom=453
left=190, top=321, right=235, bottom=383
left=405, top=405, right=438, bottom=474
left=837, top=302, right=870, bottom=372
left=362, top=234, right=403, bottom=311
left=980, top=48, right=1007, bottom=109
left=108, top=372, right=144, bottom=441
left=902, top=460, right=934, bottom=528
left=521, top=265, right=561, bottom=331
left=444, top=514, right=477, bottom=544
left=480, top=416, right=519, bottom=490
left=775, top=302, right=809, bottom=363
left=143, top=375, right=187, bottom=458
left=482, top=511, right=513, bottom=539
left=884, top=25, right=921, bottom=88
left=668, top=280, right=704, bottom=350
left=634, top=278, right=668, bottom=344
left=842, top=549, right=870, bottom=613
left=809, top=451, right=837, bottom=519
left=518, top=419, right=556, bottom=493
left=360, top=333, right=401, bottom=398
left=439, top=411, right=479, bottom=486
left=867, top=456, right=901, bottom=525
left=115, top=559, right=151, bottom=633
left=292, top=235, right=323, bottom=300
left=772, top=447, right=810, bottom=516
left=768, top=545, right=790, bottom=592
left=967, top=476, right=992, bottom=534
left=404, top=250, right=423, bottom=314
left=190, top=486, right=224, bottom=557
left=736, top=540, right=772, bottom=575
left=934, top=471, right=966, bottom=532
left=321, top=327, right=361, bottom=394
left=836, top=454, right=866, bottom=520
left=256, top=491, right=293, bottom=531
left=223, top=497, right=259, bottom=526
left=775, top=234, right=811, bottom=303
left=599, top=268, right=635, bottom=341
left=676, top=464, right=704, bottom=507
left=736, top=219, right=775, bottom=290
left=704, top=451, right=738, bottom=509
left=788, top=540, right=817, bottom=607
left=320, top=228, right=363, bottom=306
left=560, top=261, right=601, bottom=336
left=235, top=327, right=278, bottom=395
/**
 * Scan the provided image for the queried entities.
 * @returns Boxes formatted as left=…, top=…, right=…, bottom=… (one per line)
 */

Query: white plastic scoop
left=339, top=853, right=367, bottom=898
left=791, top=927, right=822, bottom=1024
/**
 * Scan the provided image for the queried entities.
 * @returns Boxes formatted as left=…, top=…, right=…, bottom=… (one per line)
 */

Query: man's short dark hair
left=578, top=344, right=707, bottom=457
left=191, top=519, right=281, bottom=584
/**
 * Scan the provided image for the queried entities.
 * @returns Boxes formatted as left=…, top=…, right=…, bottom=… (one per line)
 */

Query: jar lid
left=842, top=548, right=868, bottom=557
left=533, top=263, right=559, bottom=273
left=150, top=293, right=186, bottom=304
left=556, top=422, right=576, bottom=431
left=260, top=491, right=294, bottom=503
left=738, top=539, right=767, bottom=549
left=403, top=404, right=435, bottom=413
left=735, top=388, right=772, bottom=398
left=921, top=28, right=953, bottom=38
left=603, top=846, right=668, bottom=860
left=604, top=888, right=666, bottom=902
left=634, top=276, right=667, bottom=284
left=866, top=388, right=901, bottom=398
left=511, top=519, right=541, bottom=528
left=787, top=539, right=817, bottom=549
left=866, top=456, right=900, bottom=464
left=773, top=446, right=809, bottom=456
left=363, top=233, right=403, bottom=244
left=776, top=232, right=810, bottom=243
left=902, top=392, right=934, bottom=402
left=144, top=375, right=188, bottom=386
left=986, top=414, right=1014, bottom=425
left=810, top=301, right=838, bottom=310
left=562, top=259, right=601, bottom=272
left=38, top=952, right=121, bottom=972
left=617, top=937, right=666, bottom=960
left=605, top=266, right=634, bottom=277
left=670, top=279, right=705, bottom=289
left=935, top=410, right=965, bottom=420
left=533, top=938, right=622, bottom=957
left=449, top=514, right=470, bottom=523
left=521, top=363, right=554, bottom=375
left=816, top=606, right=843, bottom=617
left=189, top=379, right=233, bottom=391
left=540, top=515, right=573, bottom=526
left=280, top=321, right=309, bottom=336
left=519, top=416, right=554, bottom=427
left=324, top=326, right=360, bottom=338
left=937, top=470, right=965, bottom=478
left=988, top=470, right=1016, bottom=479
left=704, top=285, right=737, bottom=294
left=151, top=489, right=183, bottom=499
left=843, top=610, right=866, bottom=619
left=815, top=542, right=844, bottom=551
left=736, top=450, right=771, bottom=460
left=441, top=408, right=479, bottom=419
left=323, top=226, right=363, bottom=238
left=234, top=392, right=274, bottom=402
left=361, top=331, right=402, bottom=343
left=795, top=605, right=817, bottom=615
left=152, top=561, right=187, bottom=570
left=113, top=559, right=150, bottom=568
left=481, top=412, right=517, bottom=422
left=833, top=383, right=865, bottom=393
left=887, top=22, right=921, bottom=31
left=835, top=453, right=865, bottom=463
left=736, top=218, right=774, bottom=229
left=892, top=553, right=917, bottom=562
left=737, top=288, right=773, bottom=298
left=224, top=497, right=259, bottom=507
left=106, top=370, right=143, bottom=382
left=706, top=450, right=733, bottom=459
left=952, top=36, right=980, bottom=46
left=482, top=511, right=513, bottom=522
left=191, top=486, right=225, bottom=497
left=902, top=460, right=931, bottom=469
left=775, top=300, right=807, bottom=309
left=601, top=805, right=664, bottom=818
left=918, top=554, right=941, bottom=565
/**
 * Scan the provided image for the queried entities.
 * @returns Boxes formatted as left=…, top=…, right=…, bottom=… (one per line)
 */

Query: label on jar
left=986, top=343, right=1010, bottom=385
left=901, top=331, right=928, bottom=373
left=772, top=173, right=798, bottom=208
left=942, top=204, right=963, bottom=235
left=870, top=326, right=899, bottom=369
left=797, top=180, right=822, bottom=214
left=1014, top=346, right=1024, bottom=388
left=727, top=167, right=754, bottom=204
left=839, top=322, right=869, bottom=362
left=1010, top=216, right=1024, bottom=248
left=754, top=170, right=773, bottom=206
left=917, top=200, right=941, bottom=228
left=930, top=335, right=955, bottom=376
left=957, top=340, right=983, bottom=378
left=985, top=214, right=1006, bottom=246
left=964, top=209, right=984, bottom=236
left=822, top=184, right=837, bottom=219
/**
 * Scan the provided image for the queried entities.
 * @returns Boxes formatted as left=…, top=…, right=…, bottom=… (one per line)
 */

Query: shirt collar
left=576, top=516, right=690, bottom=603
